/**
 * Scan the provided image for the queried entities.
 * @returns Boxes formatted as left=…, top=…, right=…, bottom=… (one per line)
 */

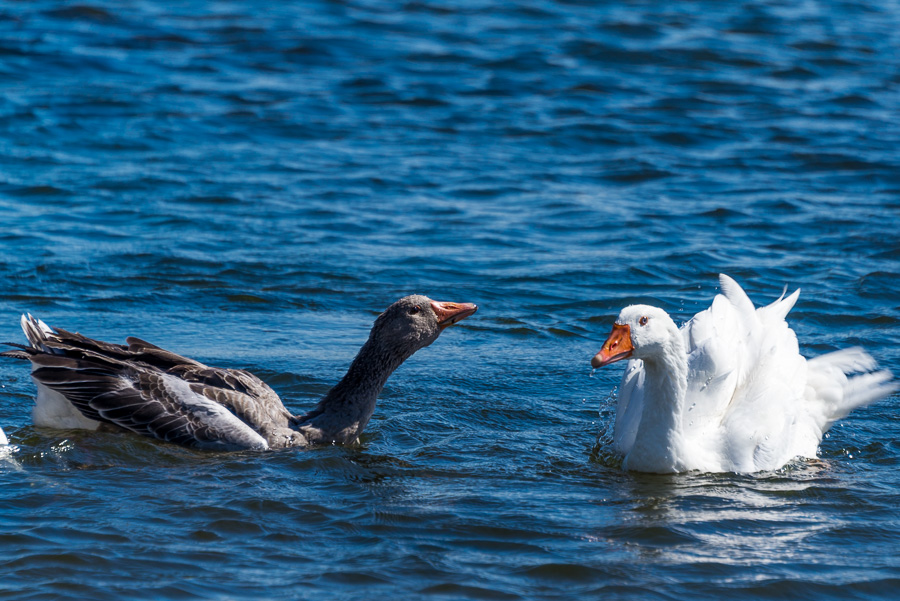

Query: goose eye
left=639, top=316, right=648, bottom=326
left=409, top=306, right=422, bottom=316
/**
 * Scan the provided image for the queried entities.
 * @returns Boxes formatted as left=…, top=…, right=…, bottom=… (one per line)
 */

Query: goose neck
left=298, top=337, right=407, bottom=444
left=625, top=337, right=689, bottom=472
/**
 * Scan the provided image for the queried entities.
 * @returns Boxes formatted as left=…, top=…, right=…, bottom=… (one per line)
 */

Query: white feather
left=605, top=274, right=897, bottom=473
left=155, top=374, right=269, bottom=451
left=33, top=381, right=102, bottom=430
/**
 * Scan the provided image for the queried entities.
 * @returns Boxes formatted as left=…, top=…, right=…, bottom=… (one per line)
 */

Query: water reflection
left=604, top=460, right=842, bottom=571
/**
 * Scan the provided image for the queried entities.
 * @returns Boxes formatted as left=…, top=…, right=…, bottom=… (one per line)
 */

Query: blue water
left=1, top=1, right=899, bottom=599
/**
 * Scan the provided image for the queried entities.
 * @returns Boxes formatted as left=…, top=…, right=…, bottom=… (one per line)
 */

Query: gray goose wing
left=127, top=337, right=296, bottom=434
left=4, top=317, right=297, bottom=450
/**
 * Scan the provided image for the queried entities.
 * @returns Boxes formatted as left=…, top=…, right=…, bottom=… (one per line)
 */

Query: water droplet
left=589, top=369, right=595, bottom=378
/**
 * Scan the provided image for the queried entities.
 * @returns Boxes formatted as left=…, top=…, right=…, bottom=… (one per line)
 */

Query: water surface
left=1, top=1, right=899, bottom=599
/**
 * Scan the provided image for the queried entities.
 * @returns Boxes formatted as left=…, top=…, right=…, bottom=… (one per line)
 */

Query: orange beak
left=591, top=323, right=633, bottom=368
left=431, top=301, right=478, bottom=330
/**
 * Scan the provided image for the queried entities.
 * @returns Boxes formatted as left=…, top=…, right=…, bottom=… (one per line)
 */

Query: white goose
left=592, top=274, right=896, bottom=474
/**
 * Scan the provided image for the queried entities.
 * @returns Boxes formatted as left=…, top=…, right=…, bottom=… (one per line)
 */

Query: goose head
left=369, top=295, right=478, bottom=357
left=591, top=305, right=678, bottom=368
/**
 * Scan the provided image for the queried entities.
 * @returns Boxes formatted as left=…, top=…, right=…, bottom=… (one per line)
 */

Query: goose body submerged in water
left=2, top=296, right=476, bottom=450
left=592, top=274, right=896, bottom=474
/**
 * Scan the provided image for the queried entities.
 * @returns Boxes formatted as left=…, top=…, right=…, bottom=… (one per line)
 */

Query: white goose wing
left=694, top=275, right=806, bottom=471
left=680, top=292, right=745, bottom=439
left=677, top=276, right=800, bottom=463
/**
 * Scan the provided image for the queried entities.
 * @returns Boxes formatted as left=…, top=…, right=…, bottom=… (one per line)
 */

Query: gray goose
left=1, top=295, right=477, bottom=450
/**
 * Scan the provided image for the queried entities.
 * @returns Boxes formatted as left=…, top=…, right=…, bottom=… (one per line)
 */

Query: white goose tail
left=807, top=347, right=898, bottom=425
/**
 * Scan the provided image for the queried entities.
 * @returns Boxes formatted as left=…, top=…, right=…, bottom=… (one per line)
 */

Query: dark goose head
left=367, top=294, right=478, bottom=361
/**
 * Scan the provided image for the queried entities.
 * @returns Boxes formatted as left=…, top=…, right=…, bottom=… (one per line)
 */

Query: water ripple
left=1, top=0, right=899, bottom=599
